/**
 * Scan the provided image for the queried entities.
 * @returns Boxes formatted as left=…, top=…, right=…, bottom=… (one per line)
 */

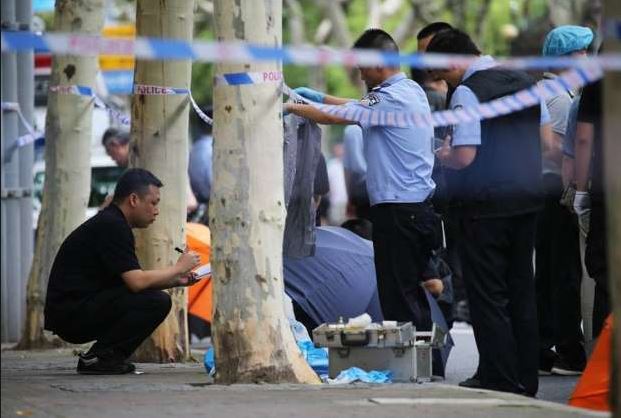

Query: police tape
left=3, top=82, right=212, bottom=156
left=133, top=84, right=189, bottom=95
left=43, top=59, right=602, bottom=133
left=47, top=83, right=210, bottom=128
left=189, top=94, right=213, bottom=125
left=214, top=70, right=283, bottom=86
left=2, top=30, right=621, bottom=71
left=0, top=60, right=602, bottom=156
left=48, top=83, right=132, bottom=126
left=1, top=101, right=43, bottom=162
left=284, top=63, right=602, bottom=128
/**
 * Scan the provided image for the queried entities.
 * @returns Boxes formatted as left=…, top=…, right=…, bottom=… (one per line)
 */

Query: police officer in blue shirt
left=427, top=29, right=551, bottom=396
left=286, top=29, right=438, bottom=332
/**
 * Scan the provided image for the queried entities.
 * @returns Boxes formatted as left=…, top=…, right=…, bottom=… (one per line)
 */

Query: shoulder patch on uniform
left=360, top=92, right=381, bottom=107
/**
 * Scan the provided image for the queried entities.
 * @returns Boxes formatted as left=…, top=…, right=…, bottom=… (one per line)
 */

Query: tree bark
left=211, top=0, right=319, bottom=384
left=474, top=0, right=492, bottom=43
left=320, top=0, right=352, bottom=48
left=130, top=0, right=195, bottom=363
left=16, top=0, right=104, bottom=350
left=547, top=0, right=577, bottom=26
left=367, top=0, right=382, bottom=28
left=393, top=7, right=418, bottom=47
left=284, top=0, right=305, bottom=46
left=446, top=0, right=468, bottom=29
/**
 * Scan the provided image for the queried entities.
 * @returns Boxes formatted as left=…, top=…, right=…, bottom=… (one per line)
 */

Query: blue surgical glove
left=293, top=87, right=325, bottom=103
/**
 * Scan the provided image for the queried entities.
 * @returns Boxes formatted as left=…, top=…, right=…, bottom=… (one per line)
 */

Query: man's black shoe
left=77, top=352, right=135, bottom=375
left=458, top=375, right=482, bottom=388
left=551, top=358, right=585, bottom=376
left=539, top=349, right=558, bottom=376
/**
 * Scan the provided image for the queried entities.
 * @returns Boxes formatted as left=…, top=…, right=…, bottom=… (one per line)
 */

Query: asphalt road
left=190, top=321, right=581, bottom=404
left=444, top=322, right=580, bottom=404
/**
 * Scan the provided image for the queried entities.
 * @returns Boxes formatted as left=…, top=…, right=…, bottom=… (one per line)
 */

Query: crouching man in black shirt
left=44, top=168, right=201, bottom=375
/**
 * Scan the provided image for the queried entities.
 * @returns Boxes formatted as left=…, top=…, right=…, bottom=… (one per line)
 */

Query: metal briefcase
left=313, top=322, right=420, bottom=382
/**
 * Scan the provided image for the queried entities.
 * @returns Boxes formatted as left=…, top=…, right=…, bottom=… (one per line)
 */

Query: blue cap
left=543, top=25, right=594, bottom=56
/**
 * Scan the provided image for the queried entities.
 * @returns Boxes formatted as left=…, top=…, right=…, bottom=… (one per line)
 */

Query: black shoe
left=77, top=352, right=136, bottom=375
left=539, top=349, right=558, bottom=376
left=551, top=358, right=585, bottom=376
left=458, top=375, right=482, bottom=388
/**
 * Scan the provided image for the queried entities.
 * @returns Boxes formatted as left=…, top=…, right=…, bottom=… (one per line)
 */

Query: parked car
left=32, top=156, right=124, bottom=229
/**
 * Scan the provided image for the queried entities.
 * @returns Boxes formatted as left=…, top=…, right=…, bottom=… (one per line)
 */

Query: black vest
left=447, top=68, right=543, bottom=218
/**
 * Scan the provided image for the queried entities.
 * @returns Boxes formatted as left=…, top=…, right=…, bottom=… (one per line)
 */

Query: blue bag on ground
left=327, top=367, right=392, bottom=384
left=204, top=347, right=215, bottom=376
left=297, top=340, right=329, bottom=376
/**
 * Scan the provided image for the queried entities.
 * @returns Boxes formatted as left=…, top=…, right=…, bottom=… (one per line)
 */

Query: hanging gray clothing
left=283, top=114, right=322, bottom=258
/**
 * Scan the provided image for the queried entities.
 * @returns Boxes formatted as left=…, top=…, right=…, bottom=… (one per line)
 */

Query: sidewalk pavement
left=1, top=346, right=607, bottom=418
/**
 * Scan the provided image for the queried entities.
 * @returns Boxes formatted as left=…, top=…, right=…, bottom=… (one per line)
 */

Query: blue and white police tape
left=47, top=82, right=212, bottom=126
left=214, top=70, right=283, bottom=86
left=131, top=84, right=213, bottom=124
left=131, top=84, right=214, bottom=126
left=1, top=101, right=43, bottom=162
left=2, top=30, right=621, bottom=71
left=133, top=84, right=189, bottom=95
left=49, top=84, right=93, bottom=96
left=189, top=94, right=212, bottom=125
left=93, top=96, right=131, bottom=126
left=48, top=83, right=131, bottom=126
left=284, top=63, right=602, bottom=128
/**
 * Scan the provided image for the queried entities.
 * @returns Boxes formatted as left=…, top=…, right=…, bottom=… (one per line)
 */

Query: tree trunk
left=211, top=0, right=319, bottom=384
left=603, top=1, right=621, bottom=415
left=367, top=0, right=382, bottom=28
left=129, top=0, right=195, bottom=363
left=393, top=8, right=418, bottom=47
left=474, top=0, right=492, bottom=44
left=321, top=0, right=352, bottom=48
left=284, top=0, right=305, bottom=46
left=547, top=0, right=579, bottom=26
left=16, top=0, right=104, bottom=350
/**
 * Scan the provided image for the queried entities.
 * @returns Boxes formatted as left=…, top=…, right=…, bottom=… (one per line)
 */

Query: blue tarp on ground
left=284, top=226, right=383, bottom=325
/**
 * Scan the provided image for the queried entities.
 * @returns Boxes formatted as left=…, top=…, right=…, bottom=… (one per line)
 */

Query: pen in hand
left=174, top=247, right=184, bottom=254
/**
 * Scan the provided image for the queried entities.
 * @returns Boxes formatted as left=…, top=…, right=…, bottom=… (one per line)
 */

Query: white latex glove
left=573, top=191, right=591, bottom=216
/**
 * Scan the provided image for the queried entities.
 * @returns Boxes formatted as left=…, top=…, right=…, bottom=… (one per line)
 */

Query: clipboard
left=193, top=263, right=212, bottom=280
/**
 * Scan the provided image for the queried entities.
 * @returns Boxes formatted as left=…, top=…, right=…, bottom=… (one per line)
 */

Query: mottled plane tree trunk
left=17, top=0, right=104, bottom=349
left=210, top=0, right=319, bottom=384
left=130, top=0, right=195, bottom=362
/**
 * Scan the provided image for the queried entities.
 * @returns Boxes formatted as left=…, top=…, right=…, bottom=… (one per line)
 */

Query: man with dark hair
left=428, top=29, right=551, bottom=396
left=101, top=127, right=131, bottom=168
left=102, top=128, right=198, bottom=215
left=417, top=21, right=453, bottom=52
left=286, top=29, right=437, bottom=332
left=45, top=168, right=201, bottom=375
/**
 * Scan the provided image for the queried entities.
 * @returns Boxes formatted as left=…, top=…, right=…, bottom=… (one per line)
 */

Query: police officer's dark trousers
left=459, top=213, right=539, bottom=395
left=53, top=287, right=172, bottom=359
left=371, top=201, right=438, bottom=331
left=535, top=173, right=584, bottom=367
left=586, top=200, right=610, bottom=337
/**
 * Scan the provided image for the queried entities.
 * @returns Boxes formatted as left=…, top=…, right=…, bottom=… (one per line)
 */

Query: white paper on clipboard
left=193, top=263, right=212, bottom=280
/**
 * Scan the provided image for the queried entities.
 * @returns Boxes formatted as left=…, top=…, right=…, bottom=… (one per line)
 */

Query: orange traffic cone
left=569, top=315, right=612, bottom=412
